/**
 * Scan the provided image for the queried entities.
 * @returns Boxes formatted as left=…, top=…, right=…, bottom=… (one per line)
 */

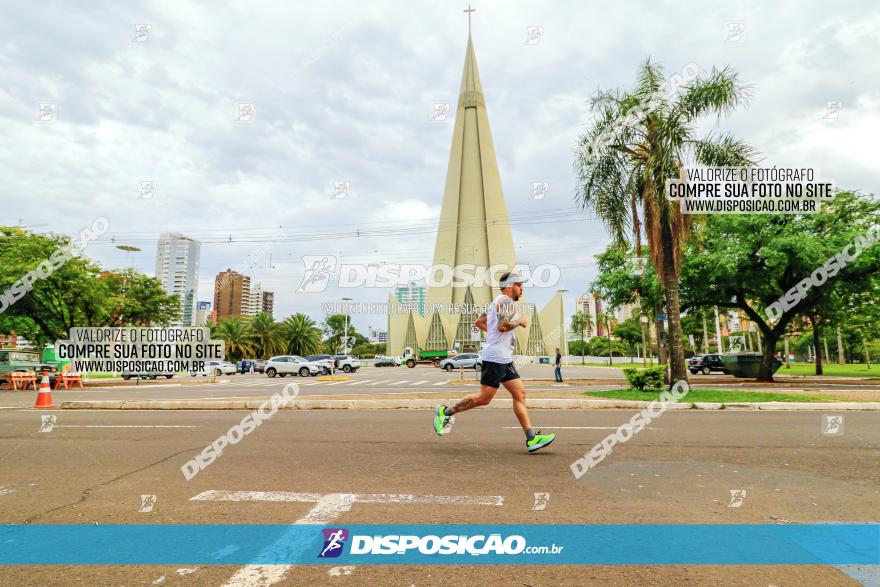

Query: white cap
left=499, top=273, right=526, bottom=288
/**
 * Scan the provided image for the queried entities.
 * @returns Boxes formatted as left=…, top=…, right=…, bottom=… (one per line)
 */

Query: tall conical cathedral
left=386, top=32, right=567, bottom=358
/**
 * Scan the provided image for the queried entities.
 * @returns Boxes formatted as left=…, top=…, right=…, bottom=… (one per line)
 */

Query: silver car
left=438, top=353, right=482, bottom=371
left=264, top=355, right=321, bottom=377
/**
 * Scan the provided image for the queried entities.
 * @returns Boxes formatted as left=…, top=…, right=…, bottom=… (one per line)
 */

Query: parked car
left=306, top=354, right=336, bottom=375
left=190, top=360, right=237, bottom=377
left=264, top=355, right=321, bottom=377
left=253, top=359, right=267, bottom=374
left=334, top=355, right=361, bottom=373
left=122, top=371, right=174, bottom=380
left=688, top=354, right=729, bottom=375
left=373, top=355, right=399, bottom=367
left=438, top=353, right=482, bottom=371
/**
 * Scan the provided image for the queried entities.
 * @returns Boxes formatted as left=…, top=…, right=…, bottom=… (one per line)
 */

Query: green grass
left=562, top=361, right=648, bottom=368
left=778, top=362, right=880, bottom=378
left=565, top=361, right=880, bottom=378
left=584, top=388, right=838, bottom=403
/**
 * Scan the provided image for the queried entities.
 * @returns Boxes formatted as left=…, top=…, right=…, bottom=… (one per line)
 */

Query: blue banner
left=0, top=524, right=877, bottom=565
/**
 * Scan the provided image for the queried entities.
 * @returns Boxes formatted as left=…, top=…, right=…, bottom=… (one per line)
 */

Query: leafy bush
left=622, top=366, right=665, bottom=392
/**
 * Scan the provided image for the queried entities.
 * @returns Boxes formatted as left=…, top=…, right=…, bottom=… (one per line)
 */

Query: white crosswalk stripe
left=411, top=380, right=429, bottom=385
left=433, top=381, right=448, bottom=385
left=391, top=380, right=412, bottom=385
left=368, top=380, right=394, bottom=386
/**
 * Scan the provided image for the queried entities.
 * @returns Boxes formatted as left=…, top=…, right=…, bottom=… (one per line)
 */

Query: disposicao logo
left=319, top=528, right=349, bottom=558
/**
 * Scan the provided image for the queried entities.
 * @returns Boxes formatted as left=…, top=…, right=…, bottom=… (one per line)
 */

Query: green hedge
left=622, top=366, right=665, bottom=392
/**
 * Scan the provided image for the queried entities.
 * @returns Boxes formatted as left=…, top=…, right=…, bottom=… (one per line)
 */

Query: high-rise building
left=386, top=31, right=566, bottom=357
left=244, top=281, right=263, bottom=316
left=395, top=283, right=426, bottom=315
left=155, top=233, right=201, bottom=326
left=262, top=291, right=274, bottom=317
left=194, top=301, right=212, bottom=326
left=214, top=269, right=250, bottom=320
left=614, top=302, right=639, bottom=323
left=575, top=292, right=603, bottom=339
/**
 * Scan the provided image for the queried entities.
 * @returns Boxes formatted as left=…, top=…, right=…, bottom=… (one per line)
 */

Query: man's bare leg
left=501, top=377, right=532, bottom=431
left=449, top=385, right=498, bottom=414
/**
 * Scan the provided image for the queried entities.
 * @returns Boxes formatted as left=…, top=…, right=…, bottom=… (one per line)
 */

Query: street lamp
left=116, top=245, right=141, bottom=269
left=640, top=315, right=649, bottom=367
left=341, top=297, right=353, bottom=354
left=557, top=289, right=568, bottom=358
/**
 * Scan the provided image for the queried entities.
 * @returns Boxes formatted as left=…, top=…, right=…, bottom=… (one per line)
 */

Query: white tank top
left=482, top=294, right=518, bottom=363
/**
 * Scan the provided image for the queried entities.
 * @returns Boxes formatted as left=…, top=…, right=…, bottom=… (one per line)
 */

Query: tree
left=575, top=59, right=756, bottom=386
left=592, top=243, right=666, bottom=362
left=283, top=313, right=323, bottom=356
left=351, top=342, right=385, bottom=358
left=588, top=336, right=630, bottom=357
left=570, top=312, right=590, bottom=364
left=214, top=317, right=254, bottom=361
left=680, top=192, right=880, bottom=380
left=597, top=309, right=615, bottom=364
left=248, top=312, right=285, bottom=359
left=98, top=269, right=181, bottom=327
left=322, top=314, right=358, bottom=354
left=614, top=317, right=645, bottom=350
left=0, top=227, right=179, bottom=343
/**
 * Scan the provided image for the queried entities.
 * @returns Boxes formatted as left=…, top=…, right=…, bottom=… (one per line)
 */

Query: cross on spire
left=464, top=4, right=475, bottom=35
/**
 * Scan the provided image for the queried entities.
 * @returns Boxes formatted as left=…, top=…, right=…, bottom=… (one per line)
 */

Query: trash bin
left=719, top=353, right=782, bottom=378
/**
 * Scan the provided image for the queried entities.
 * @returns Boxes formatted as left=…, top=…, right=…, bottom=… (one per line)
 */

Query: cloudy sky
left=2, top=0, right=878, bottom=333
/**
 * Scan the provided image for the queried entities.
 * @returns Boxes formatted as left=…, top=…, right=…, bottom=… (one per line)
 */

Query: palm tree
left=575, top=59, right=757, bottom=385
left=570, top=311, right=590, bottom=364
left=248, top=312, right=285, bottom=359
left=597, top=309, right=615, bottom=365
left=215, top=316, right=254, bottom=360
left=282, top=313, right=323, bottom=356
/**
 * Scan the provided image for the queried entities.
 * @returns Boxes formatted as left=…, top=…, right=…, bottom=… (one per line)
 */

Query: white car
left=439, top=353, right=482, bottom=371
left=264, top=355, right=322, bottom=378
left=190, top=360, right=237, bottom=377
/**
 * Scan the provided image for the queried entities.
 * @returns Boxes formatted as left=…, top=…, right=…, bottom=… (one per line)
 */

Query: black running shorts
left=480, top=360, right=520, bottom=388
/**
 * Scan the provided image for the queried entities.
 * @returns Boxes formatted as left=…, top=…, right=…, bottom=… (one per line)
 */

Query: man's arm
left=474, top=313, right=488, bottom=332
left=497, top=297, right=527, bottom=331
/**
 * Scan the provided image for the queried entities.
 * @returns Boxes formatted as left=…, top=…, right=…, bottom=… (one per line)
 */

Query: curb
left=59, top=399, right=880, bottom=411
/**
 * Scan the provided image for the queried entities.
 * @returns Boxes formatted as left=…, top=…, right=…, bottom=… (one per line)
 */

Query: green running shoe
left=527, top=430, right=556, bottom=453
left=433, top=404, right=454, bottom=436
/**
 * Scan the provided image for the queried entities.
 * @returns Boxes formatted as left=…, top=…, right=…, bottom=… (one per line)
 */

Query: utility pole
left=837, top=326, right=845, bottom=364
left=640, top=315, right=648, bottom=367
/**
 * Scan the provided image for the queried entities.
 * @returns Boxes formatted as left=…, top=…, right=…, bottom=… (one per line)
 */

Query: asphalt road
left=0, top=408, right=877, bottom=585
left=3, top=365, right=878, bottom=408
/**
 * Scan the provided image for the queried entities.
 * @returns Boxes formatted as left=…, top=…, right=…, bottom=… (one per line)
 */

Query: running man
left=433, top=272, right=556, bottom=453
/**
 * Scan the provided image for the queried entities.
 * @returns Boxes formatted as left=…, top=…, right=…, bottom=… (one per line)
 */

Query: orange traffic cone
left=34, top=371, right=53, bottom=408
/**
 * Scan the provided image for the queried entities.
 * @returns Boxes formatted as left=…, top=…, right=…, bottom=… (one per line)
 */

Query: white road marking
left=433, top=381, right=449, bottom=386
left=391, top=380, right=412, bottom=385
left=367, top=380, right=393, bottom=386
left=193, top=490, right=504, bottom=507
left=410, top=381, right=429, bottom=386
left=55, top=425, right=199, bottom=428
left=199, top=489, right=505, bottom=587
left=0, top=486, right=15, bottom=497
left=324, top=381, right=350, bottom=386
left=220, top=493, right=355, bottom=587
left=346, top=379, right=371, bottom=385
